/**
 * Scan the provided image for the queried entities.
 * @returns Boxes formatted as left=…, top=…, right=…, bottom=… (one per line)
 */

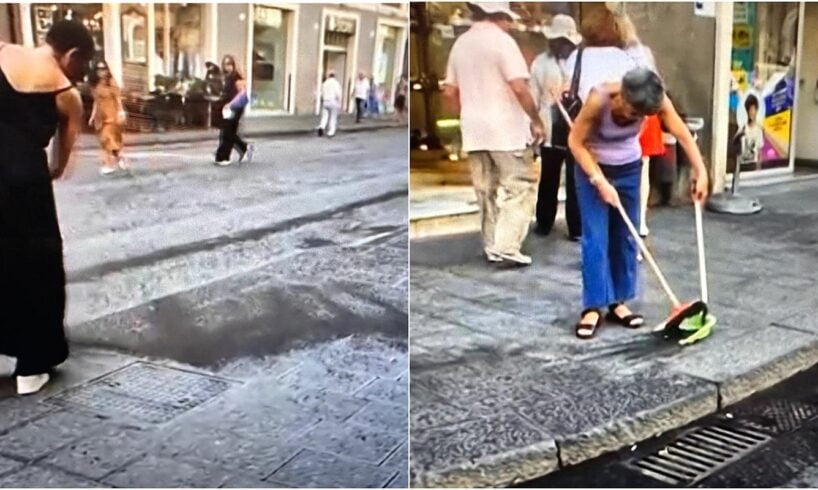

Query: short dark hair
left=45, top=20, right=95, bottom=60
left=744, top=94, right=759, bottom=112
left=622, top=67, right=665, bottom=115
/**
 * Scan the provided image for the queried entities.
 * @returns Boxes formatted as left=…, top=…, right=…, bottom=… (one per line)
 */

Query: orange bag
left=639, top=114, right=666, bottom=157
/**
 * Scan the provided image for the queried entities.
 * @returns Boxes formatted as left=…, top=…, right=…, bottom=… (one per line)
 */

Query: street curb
left=75, top=122, right=405, bottom=150
left=409, top=337, right=818, bottom=487
left=414, top=440, right=559, bottom=488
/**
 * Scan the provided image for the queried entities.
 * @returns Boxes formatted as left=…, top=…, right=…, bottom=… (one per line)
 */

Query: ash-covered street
left=0, top=128, right=408, bottom=488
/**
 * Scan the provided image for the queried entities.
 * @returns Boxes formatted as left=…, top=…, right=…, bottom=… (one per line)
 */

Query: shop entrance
left=323, top=50, right=348, bottom=109
left=794, top=2, right=818, bottom=167
left=318, top=13, right=356, bottom=114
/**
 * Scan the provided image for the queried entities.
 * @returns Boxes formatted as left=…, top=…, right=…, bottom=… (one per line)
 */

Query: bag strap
left=569, top=46, right=584, bottom=98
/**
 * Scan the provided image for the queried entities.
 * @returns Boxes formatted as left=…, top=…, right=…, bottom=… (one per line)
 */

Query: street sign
left=694, top=1, right=716, bottom=18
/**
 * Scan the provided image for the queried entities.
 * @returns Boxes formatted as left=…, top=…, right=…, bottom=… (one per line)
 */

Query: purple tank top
left=588, top=85, right=643, bottom=165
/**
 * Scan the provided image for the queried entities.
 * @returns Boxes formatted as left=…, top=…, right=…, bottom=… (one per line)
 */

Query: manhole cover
left=46, top=362, right=236, bottom=424
left=624, top=422, right=772, bottom=486
left=731, top=399, right=818, bottom=434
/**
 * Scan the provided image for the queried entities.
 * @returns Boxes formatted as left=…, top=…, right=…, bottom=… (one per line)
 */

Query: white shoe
left=486, top=251, right=503, bottom=263
left=241, top=144, right=255, bottom=164
left=17, top=373, right=50, bottom=396
left=214, top=159, right=233, bottom=167
left=491, top=250, right=532, bottom=265
left=99, top=166, right=117, bottom=175
left=117, top=157, right=130, bottom=171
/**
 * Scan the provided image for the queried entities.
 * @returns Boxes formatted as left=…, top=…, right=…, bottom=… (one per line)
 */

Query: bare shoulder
left=0, top=45, right=71, bottom=93
left=55, top=87, right=83, bottom=118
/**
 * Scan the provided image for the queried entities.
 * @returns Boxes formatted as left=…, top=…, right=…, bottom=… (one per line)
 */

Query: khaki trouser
left=468, top=149, right=538, bottom=256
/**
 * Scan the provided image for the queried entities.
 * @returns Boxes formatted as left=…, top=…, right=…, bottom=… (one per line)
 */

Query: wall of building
left=294, top=4, right=323, bottom=115
left=795, top=2, right=818, bottom=163
left=216, top=3, right=250, bottom=78
left=626, top=2, right=717, bottom=161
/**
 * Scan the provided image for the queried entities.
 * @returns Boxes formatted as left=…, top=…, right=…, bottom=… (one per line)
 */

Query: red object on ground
left=640, top=114, right=666, bottom=157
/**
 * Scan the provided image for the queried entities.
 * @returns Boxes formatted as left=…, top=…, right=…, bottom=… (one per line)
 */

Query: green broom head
left=678, top=310, right=717, bottom=346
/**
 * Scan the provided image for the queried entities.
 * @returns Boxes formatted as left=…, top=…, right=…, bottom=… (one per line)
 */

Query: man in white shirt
left=529, top=14, right=582, bottom=239
left=443, top=2, right=546, bottom=265
left=354, top=72, right=370, bottom=123
left=318, top=72, right=343, bottom=137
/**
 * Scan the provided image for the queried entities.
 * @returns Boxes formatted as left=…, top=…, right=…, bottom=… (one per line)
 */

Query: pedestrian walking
left=394, top=75, right=408, bottom=123
left=214, top=54, right=253, bottom=166
left=529, top=14, right=581, bottom=239
left=568, top=67, right=709, bottom=339
left=0, top=20, right=93, bottom=395
left=442, top=2, right=546, bottom=265
left=318, top=71, right=342, bottom=137
left=354, top=72, right=370, bottom=123
left=367, top=76, right=380, bottom=117
left=89, top=59, right=128, bottom=176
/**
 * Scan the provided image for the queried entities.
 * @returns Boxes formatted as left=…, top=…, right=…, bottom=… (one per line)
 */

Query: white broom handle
left=695, top=200, right=708, bottom=303
left=615, top=203, right=680, bottom=306
left=554, top=96, right=681, bottom=306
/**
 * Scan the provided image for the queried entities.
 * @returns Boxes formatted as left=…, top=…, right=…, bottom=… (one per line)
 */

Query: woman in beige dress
left=89, top=59, right=127, bottom=175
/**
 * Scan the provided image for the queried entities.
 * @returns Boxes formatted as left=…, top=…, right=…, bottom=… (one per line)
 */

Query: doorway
left=323, top=50, right=348, bottom=110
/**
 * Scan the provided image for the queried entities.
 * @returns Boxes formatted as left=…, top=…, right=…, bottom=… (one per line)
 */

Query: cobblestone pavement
left=0, top=129, right=408, bottom=487
left=409, top=178, right=818, bottom=487
left=0, top=336, right=407, bottom=488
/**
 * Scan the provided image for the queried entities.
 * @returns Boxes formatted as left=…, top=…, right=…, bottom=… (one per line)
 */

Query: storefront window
left=728, top=2, right=799, bottom=173
left=30, top=4, right=104, bottom=66
left=121, top=5, right=147, bottom=64
left=251, top=5, right=290, bottom=111
left=153, top=3, right=204, bottom=82
left=377, top=24, right=399, bottom=110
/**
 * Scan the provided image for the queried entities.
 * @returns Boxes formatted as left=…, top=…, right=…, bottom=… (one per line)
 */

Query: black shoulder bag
left=551, top=46, right=583, bottom=149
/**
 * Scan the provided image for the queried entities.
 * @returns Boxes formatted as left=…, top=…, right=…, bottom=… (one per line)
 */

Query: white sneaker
left=99, top=166, right=117, bottom=175
left=492, top=250, right=532, bottom=265
left=486, top=251, right=503, bottom=263
left=17, top=373, right=50, bottom=396
left=214, top=159, right=233, bottom=167
left=117, top=157, right=130, bottom=171
left=241, top=144, right=255, bottom=164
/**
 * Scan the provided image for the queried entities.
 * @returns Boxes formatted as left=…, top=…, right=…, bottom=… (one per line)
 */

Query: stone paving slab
left=0, top=336, right=407, bottom=488
left=409, top=179, right=818, bottom=486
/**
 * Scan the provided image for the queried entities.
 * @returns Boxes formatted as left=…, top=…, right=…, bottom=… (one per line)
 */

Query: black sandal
left=606, top=304, right=645, bottom=328
left=576, top=308, right=603, bottom=339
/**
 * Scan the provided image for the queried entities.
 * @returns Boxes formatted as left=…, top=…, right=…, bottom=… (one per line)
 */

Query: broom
left=552, top=96, right=709, bottom=338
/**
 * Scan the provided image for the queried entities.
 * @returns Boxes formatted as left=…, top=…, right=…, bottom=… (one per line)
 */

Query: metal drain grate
left=625, top=422, right=772, bottom=486
left=731, top=399, right=818, bottom=434
left=46, top=362, right=236, bottom=424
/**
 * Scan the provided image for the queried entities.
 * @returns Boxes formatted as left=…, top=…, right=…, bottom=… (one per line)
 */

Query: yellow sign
left=763, top=110, right=791, bottom=156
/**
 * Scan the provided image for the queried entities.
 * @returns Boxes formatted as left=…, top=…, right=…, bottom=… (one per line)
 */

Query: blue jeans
left=575, top=160, right=642, bottom=309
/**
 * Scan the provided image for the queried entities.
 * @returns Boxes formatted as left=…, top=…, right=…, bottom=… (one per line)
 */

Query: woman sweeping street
left=214, top=54, right=253, bottom=166
left=568, top=67, right=709, bottom=339
left=89, top=59, right=128, bottom=175
left=0, top=21, right=93, bottom=394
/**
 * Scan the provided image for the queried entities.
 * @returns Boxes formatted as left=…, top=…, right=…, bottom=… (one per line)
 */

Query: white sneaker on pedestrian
left=99, top=166, right=117, bottom=175
left=241, top=144, right=255, bottom=164
left=486, top=251, right=503, bottom=263
left=117, top=157, right=130, bottom=171
left=491, top=250, right=532, bottom=265
left=214, top=159, right=233, bottom=167
left=17, top=373, right=49, bottom=396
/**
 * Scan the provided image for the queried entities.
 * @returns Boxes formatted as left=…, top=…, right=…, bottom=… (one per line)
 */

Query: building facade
left=5, top=2, right=408, bottom=122
left=410, top=1, right=815, bottom=196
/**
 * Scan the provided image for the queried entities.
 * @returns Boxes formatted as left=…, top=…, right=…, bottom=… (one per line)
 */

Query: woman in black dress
left=214, top=54, right=254, bottom=166
left=0, top=21, right=92, bottom=395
